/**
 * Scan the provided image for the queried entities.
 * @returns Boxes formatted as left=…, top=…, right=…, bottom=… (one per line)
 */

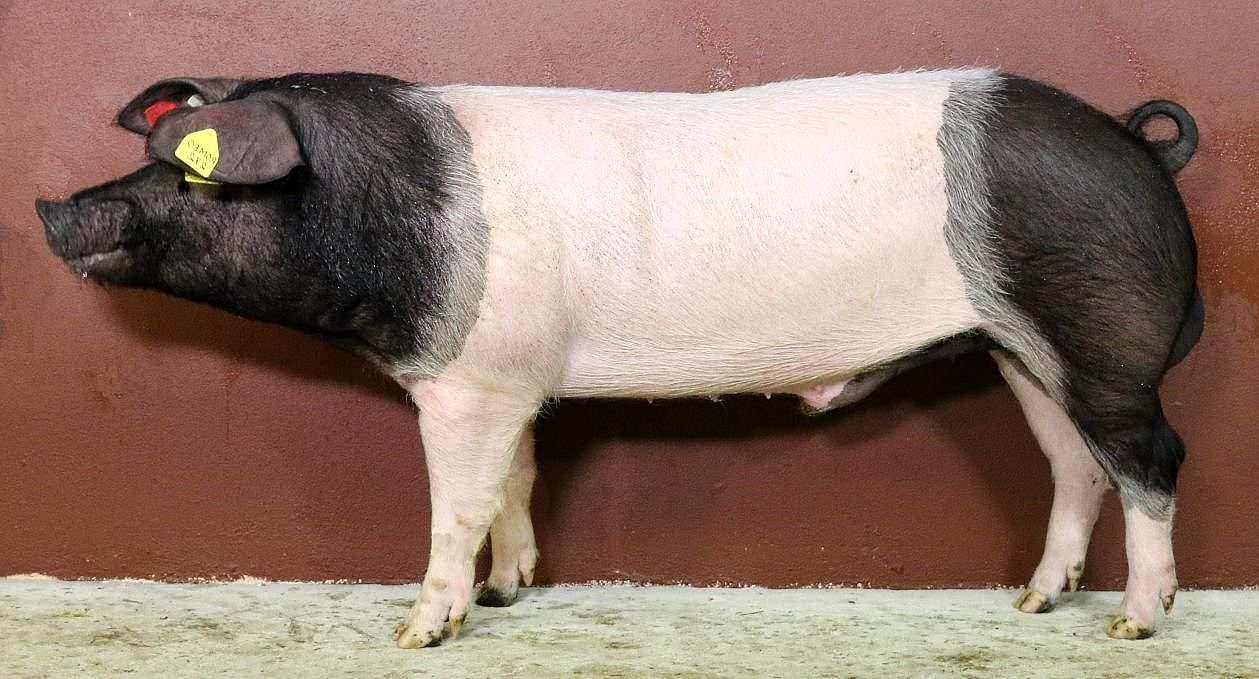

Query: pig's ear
left=146, top=99, right=304, bottom=185
left=116, top=77, right=244, bottom=135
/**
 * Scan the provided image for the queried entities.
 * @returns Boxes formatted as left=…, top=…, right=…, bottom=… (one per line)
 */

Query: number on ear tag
left=174, top=128, right=219, bottom=178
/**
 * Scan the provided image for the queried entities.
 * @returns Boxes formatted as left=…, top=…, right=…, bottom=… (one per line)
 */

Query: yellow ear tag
left=174, top=128, right=220, bottom=178
left=183, top=172, right=221, bottom=185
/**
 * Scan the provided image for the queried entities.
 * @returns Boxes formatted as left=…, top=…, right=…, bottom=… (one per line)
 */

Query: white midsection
left=438, top=70, right=988, bottom=399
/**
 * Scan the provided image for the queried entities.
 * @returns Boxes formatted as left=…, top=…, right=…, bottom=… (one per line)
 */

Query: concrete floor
left=1, top=579, right=1256, bottom=678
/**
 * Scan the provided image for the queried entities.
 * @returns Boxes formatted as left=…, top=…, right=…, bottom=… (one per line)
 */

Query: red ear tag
left=143, top=100, right=179, bottom=128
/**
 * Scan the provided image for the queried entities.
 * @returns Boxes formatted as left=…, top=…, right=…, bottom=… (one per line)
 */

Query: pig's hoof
left=392, top=620, right=442, bottom=649
left=1106, top=616, right=1155, bottom=640
left=476, top=583, right=518, bottom=608
left=1014, top=589, right=1054, bottom=614
left=1066, top=561, right=1085, bottom=592
left=1162, top=591, right=1177, bottom=614
left=478, top=551, right=535, bottom=608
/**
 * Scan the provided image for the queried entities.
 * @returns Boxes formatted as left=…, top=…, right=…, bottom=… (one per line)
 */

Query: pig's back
left=437, top=70, right=989, bottom=398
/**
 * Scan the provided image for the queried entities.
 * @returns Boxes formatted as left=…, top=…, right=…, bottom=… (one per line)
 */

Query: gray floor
left=1, top=579, right=1256, bottom=678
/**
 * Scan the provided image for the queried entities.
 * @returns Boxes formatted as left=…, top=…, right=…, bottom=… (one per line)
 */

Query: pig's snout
left=36, top=198, right=136, bottom=277
left=35, top=199, right=72, bottom=248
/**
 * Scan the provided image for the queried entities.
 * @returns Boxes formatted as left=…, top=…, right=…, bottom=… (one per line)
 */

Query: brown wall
left=2, top=1, right=1257, bottom=589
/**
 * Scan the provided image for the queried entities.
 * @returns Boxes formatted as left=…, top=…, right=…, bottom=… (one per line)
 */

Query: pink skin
left=1113, top=505, right=1178, bottom=638
left=391, top=73, right=984, bottom=648
left=995, top=352, right=1106, bottom=610
left=439, top=73, right=984, bottom=402
left=797, top=380, right=856, bottom=410
left=479, top=428, right=539, bottom=607
left=392, top=380, right=538, bottom=649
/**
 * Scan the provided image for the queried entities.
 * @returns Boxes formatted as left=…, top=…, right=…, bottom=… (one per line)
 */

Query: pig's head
left=36, top=73, right=488, bottom=371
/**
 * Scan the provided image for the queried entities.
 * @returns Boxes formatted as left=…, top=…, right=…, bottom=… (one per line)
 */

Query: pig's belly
left=557, top=310, right=981, bottom=399
left=555, top=237, right=983, bottom=399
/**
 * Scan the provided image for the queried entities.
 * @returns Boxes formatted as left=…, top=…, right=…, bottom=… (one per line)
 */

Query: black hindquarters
left=981, top=75, right=1199, bottom=518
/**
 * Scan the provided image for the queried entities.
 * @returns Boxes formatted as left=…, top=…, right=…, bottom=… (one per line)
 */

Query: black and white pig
left=36, top=68, right=1202, bottom=647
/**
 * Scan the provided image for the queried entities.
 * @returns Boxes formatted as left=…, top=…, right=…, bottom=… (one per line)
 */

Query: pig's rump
left=439, top=70, right=986, bottom=398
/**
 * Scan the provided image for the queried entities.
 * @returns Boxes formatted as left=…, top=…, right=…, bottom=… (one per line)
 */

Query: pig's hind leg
left=969, top=75, right=1197, bottom=638
left=994, top=351, right=1106, bottom=613
left=477, top=426, right=540, bottom=608
left=1030, top=343, right=1186, bottom=640
left=393, top=380, right=540, bottom=648
left=996, top=294, right=1190, bottom=639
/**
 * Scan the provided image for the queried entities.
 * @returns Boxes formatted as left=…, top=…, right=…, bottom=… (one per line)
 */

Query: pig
left=35, top=68, right=1202, bottom=647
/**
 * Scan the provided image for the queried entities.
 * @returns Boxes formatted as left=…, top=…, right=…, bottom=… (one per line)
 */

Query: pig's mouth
left=60, top=235, right=148, bottom=281
left=67, top=248, right=132, bottom=276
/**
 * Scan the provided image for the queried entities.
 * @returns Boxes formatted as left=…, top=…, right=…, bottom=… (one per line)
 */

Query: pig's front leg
left=393, top=380, right=539, bottom=649
left=477, top=426, right=539, bottom=608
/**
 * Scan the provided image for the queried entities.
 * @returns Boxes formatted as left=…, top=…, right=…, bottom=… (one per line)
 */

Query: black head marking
left=39, top=72, right=489, bottom=371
